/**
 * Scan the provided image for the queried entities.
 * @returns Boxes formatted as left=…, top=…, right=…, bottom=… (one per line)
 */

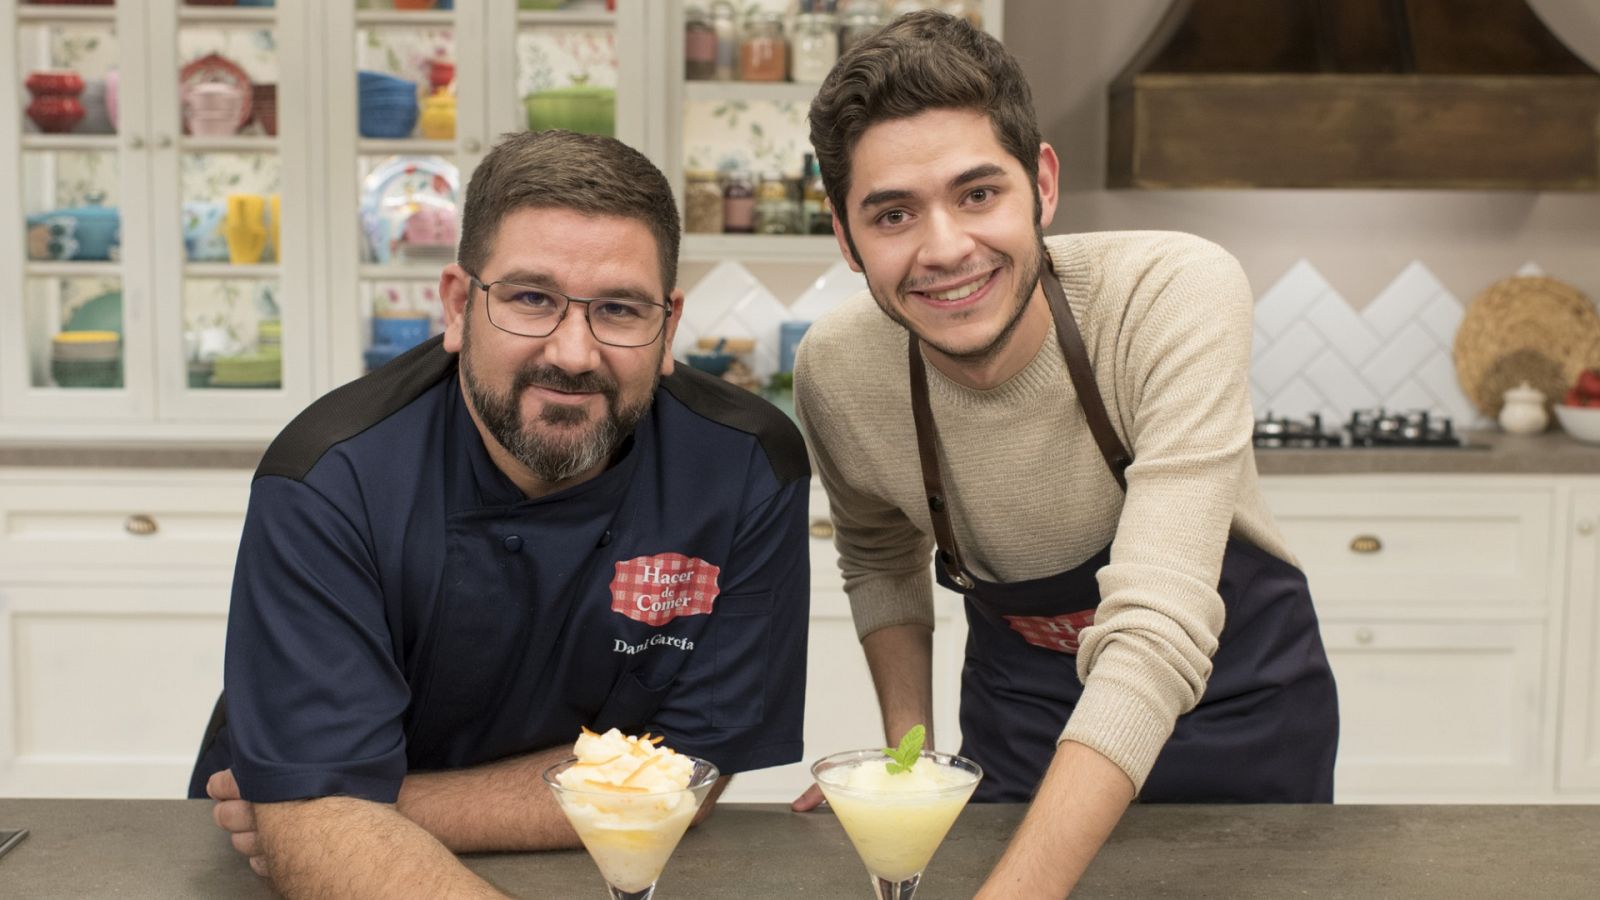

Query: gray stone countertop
left=4, top=429, right=1600, bottom=476
left=1, top=800, right=1598, bottom=899
left=1252, top=428, right=1600, bottom=475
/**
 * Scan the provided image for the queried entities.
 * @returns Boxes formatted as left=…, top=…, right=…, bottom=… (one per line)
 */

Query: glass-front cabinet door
left=1, top=0, right=314, bottom=439
left=326, top=0, right=635, bottom=387
left=2, top=0, right=151, bottom=427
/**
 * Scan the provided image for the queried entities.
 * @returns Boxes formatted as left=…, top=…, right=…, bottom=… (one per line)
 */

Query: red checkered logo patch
left=611, top=553, right=721, bottom=626
left=1003, top=610, right=1096, bottom=654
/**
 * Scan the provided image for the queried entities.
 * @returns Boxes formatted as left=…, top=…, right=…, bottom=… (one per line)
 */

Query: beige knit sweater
left=792, top=231, right=1296, bottom=790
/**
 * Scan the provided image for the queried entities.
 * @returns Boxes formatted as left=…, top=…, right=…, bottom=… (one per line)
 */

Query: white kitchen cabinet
left=0, top=467, right=246, bottom=798
left=1560, top=489, right=1600, bottom=791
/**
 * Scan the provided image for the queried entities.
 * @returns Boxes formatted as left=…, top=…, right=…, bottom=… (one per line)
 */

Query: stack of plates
left=51, top=330, right=121, bottom=388
left=258, top=317, right=282, bottom=352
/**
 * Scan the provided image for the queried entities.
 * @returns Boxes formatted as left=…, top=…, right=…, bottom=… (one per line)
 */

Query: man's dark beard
left=461, top=313, right=658, bottom=484
left=872, top=229, right=1045, bottom=366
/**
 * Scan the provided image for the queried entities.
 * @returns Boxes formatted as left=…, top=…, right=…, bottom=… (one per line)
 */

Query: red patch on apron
left=1003, top=610, right=1096, bottom=654
left=611, top=553, right=721, bottom=626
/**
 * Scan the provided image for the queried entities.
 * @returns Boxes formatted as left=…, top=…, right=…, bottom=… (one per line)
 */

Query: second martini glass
left=812, top=747, right=983, bottom=900
left=544, top=755, right=720, bottom=900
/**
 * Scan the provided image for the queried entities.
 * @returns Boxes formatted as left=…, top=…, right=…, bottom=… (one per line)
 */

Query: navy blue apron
left=907, top=265, right=1338, bottom=804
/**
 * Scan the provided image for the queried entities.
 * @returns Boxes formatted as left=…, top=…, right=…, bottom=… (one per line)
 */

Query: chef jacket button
left=502, top=535, right=523, bottom=553
left=928, top=495, right=944, bottom=512
left=598, top=530, right=613, bottom=547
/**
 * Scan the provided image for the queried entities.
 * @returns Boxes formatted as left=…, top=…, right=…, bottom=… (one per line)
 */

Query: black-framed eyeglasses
left=468, top=274, right=672, bottom=348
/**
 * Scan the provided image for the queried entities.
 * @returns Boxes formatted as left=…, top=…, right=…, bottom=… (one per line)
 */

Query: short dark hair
left=808, top=10, right=1041, bottom=254
left=457, top=130, right=680, bottom=292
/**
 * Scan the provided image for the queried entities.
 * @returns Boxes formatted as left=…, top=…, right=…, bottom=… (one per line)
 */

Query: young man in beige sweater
left=791, top=11, right=1338, bottom=897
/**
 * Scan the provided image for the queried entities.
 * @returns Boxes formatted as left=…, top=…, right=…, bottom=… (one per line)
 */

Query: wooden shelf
left=358, top=138, right=456, bottom=157
left=681, top=234, right=839, bottom=263
left=354, top=10, right=453, bottom=28
left=176, top=6, right=277, bottom=27
left=21, top=134, right=120, bottom=152
left=181, top=136, right=279, bottom=153
left=184, top=263, right=280, bottom=279
left=16, top=4, right=116, bottom=23
left=24, top=262, right=121, bottom=278
left=684, top=81, right=818, bottom=105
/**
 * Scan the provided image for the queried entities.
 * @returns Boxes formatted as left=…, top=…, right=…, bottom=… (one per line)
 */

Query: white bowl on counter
left=1553, top=404, right=1600, bottom=444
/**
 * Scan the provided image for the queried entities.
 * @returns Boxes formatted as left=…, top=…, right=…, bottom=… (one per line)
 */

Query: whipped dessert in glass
left=545, top=727, right=719, bottom=898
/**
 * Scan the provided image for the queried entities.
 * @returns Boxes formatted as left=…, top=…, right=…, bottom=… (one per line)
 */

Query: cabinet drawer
left=1321, top=618, right=1551, bottom=800
left=0, top=470, right=251, bottom=574
left=1265, top=484, right=1552, bottom=611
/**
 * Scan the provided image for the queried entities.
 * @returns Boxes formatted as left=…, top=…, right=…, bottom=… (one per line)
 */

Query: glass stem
left=606, top=886, right=655, bottom=900
left=873, top=873, right=922, bottom=900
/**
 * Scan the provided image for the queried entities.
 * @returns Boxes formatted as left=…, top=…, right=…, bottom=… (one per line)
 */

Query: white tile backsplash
left=1250, top=258, right=1502, bottom=427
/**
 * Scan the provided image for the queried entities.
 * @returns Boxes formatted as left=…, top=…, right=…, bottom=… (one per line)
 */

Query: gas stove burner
left=1253, top=412, right=1340, bottom=448
left=1253, top=409, right=1470, bottom=449
left=1346, top=408, right=1463, bottom=447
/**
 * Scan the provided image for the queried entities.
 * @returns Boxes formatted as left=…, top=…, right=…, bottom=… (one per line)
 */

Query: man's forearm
left=861, top=623, right=935, bottom=746
left=975, top=740, right=1135, bottom=898
left=397, top=743, right=580, bottom=853
left=256, top=797, right=505, bottom=900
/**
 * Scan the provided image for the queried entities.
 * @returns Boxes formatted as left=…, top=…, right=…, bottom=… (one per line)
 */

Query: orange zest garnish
left=623, top=755, right=661, bottom=785
left=608, top=784, right=650, bottom=793
left=571, top=754, right=621, bottom=768
left=648, top=735, right=665, bottom=745
left=581, top=725, right=598, bottom=737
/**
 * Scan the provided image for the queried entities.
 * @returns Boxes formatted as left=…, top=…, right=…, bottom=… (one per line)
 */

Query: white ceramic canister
left=1499, top=381, right=1549, bottom=434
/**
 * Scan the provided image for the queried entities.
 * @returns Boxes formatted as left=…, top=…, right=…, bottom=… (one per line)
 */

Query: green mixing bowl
left=524, top=83, right=615, bottom=137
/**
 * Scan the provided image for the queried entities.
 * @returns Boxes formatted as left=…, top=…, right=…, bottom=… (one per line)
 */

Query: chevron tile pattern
left=1251, top=260, right=1494, bottom=427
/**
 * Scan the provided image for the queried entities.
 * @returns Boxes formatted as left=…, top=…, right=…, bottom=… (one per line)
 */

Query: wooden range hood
left=1107, top=0, right=1600, bottom=189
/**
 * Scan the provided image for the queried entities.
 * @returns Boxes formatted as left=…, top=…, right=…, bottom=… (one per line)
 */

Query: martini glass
left=812, top=748, right=983, bottom=900
left=543, top=755, right=720, bottom=900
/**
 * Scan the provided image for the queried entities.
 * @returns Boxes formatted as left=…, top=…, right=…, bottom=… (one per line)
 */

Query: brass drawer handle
left=124, top=514, right=159, bottom=537
left=1355, top=627, right=1375, bottom=645
left=1349, top=534, right=1381, bottom=554
left=809, top=518, right=834, bottom=540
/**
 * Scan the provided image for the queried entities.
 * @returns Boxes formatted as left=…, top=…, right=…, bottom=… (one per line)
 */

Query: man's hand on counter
left=206, top=770, right=264, bottom=875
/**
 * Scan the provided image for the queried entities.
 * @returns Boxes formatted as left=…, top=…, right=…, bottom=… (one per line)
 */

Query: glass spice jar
left=710, top=0, right=739, bottom=81
left=685, top=5, right=718, bottom=80
left=790, top=12, right=838, bottom=83
left=739, top=12, right=789, bottom=82
left=684, top=170, right=724, bottom=234
left=722, top=170, right=756, bottom=233
left=755, top=170, right=798, bottom=235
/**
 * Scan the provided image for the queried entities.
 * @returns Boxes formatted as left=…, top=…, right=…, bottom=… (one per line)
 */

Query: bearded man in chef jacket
left=790, top=11, right=1339, bottom=897
left=188, top=130, right=811, bottom=898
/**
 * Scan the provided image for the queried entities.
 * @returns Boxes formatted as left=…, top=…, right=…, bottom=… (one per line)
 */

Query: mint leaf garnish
left=884, top=724, right=926, bottom=775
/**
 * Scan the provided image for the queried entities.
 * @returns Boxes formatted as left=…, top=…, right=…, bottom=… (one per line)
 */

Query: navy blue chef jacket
left=187, top=337, right=811, bottom=804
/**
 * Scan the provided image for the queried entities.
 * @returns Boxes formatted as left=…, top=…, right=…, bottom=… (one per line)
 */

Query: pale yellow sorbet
left=817, top=758, right=979, bottom=882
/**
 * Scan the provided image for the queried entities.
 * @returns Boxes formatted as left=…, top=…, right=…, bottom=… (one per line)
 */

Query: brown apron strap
left=908, top=336, right=974, bottom=590
left=1040, top=267, right=1132, bottom=490
left=906, top=265, right=1135, bottom=590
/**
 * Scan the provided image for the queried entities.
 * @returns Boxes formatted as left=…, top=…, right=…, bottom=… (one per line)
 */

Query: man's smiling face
left=836, top=107, right=1058, bottom=376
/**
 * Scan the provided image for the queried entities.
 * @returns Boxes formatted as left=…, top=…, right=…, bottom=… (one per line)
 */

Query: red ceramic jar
left=428, top=59, right=455, bottom=91
left=25, top=70, right=85, bottom=96
left=28, top=95, right=86, bottom=133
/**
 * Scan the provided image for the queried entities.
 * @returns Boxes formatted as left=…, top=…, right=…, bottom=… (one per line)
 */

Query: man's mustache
left=512, top=364, right=617, bottom=397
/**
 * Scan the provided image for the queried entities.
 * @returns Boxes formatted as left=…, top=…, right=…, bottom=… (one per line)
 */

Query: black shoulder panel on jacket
left=255, top=336, right=457, bottom=483
left=661, top=364, right=810, bottom=485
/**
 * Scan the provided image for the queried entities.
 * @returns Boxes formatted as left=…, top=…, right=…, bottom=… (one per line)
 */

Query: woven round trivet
left=1454, top=276, right=1600, bottom=417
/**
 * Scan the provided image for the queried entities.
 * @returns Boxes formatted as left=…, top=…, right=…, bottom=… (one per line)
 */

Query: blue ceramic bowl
left=686, top=352, right=736, bottom=376
left=372, top=314, right=432, bottom=349
left=26, top=204, right=121, bottom=261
